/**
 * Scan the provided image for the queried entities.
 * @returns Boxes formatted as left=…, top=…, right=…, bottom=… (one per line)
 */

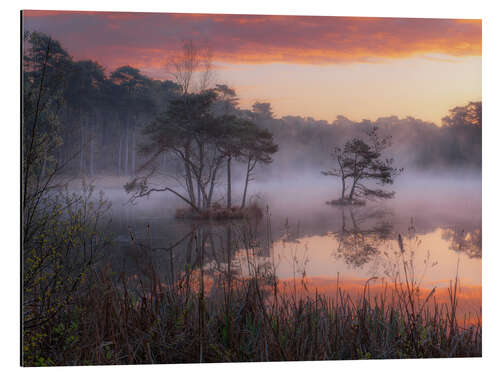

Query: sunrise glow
left=23, top=11, right=481, bottom=124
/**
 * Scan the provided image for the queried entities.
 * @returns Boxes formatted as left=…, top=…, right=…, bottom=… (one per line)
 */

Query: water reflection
left=94, top=194, right=484, bottom=332
left=442, top=227, right=482, bottom=259
left=101, top=194, right=482, bottom=311
left=335, top=206, right=393, bottom=268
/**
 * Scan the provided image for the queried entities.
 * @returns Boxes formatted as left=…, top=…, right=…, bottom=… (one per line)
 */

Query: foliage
left=322, top=127, right=403, bottom=203
left=22, top=31, right=112, bottom=366
left=23, top=184, right=111, bottom=366
left=23, top=31, right=482, bottom=178
left=440, top=101, right=482, bottom=167
left=125, top=87, right=277, bottom=212
left=22, top=221, right=481, bottom=365
left=20, top=31, right=482, bottom=367
left=21, top=201, right=481, bottom=366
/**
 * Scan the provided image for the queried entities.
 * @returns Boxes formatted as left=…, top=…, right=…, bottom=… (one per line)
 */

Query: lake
left=93, top=172, right=481, bottom=324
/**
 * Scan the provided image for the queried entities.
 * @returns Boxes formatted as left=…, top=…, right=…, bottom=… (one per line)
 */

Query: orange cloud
left=22, top=11, right=481, bottom=74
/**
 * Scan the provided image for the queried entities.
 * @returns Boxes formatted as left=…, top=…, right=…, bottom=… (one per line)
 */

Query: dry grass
left=23, top=209, right=481, bottom=366
left=23, top=262, right=481, bottom=366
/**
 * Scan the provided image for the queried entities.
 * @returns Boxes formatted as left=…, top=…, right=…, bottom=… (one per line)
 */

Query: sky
left=22, top=11, right=482, bottom=125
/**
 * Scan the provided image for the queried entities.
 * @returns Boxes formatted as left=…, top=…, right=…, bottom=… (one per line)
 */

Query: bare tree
left=167, top=40, right=214, bottom=95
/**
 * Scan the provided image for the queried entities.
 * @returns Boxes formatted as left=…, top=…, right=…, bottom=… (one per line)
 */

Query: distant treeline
left=23, top=31, right=481, bottom=179
left=257, top=104, right=481, bottom=175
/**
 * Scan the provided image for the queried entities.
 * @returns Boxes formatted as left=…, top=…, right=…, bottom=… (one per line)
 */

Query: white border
left=3, top=1, right=498, bottom=374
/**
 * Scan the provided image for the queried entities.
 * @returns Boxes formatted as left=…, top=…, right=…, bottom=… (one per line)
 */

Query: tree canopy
left=322, top=127, right=402, bottom=204
left=125, top=87, right=278, bottom=212
left=22, top=31, right=481, bottom=183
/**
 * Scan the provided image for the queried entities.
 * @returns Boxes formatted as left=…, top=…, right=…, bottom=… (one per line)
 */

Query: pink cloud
left=22, top=11, right=481, bottom=74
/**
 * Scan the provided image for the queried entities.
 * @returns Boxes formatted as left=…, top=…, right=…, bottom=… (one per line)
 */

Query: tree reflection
left=334, top=206, right=393, bottom=268
left=442, top=227, right=482, bottom=259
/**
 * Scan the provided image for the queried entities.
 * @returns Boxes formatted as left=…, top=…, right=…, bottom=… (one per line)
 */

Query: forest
left=22, top=30, right=482, bottom=366
left=23, top=31, right=481, bottom=184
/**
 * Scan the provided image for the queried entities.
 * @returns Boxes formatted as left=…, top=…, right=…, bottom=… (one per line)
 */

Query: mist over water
left=22, top=21, right=483, bottom=363
left=89, top=170, right=481, bottom=290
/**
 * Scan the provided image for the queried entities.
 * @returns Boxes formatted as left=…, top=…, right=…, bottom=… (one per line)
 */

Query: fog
left=26, top=29, right=482, bottom=291
left=86, top=169, right=481, bottom=239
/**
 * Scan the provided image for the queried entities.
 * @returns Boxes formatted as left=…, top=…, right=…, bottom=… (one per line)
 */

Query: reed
left=22, top=212, right=481, bottom=366
left=23, top=255, right=481, bottom=365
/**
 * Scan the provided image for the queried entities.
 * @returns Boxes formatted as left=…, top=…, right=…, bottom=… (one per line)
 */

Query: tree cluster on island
left=322, top=127, right=403, bottom=205
left=124, top=42, right=278, bottom=218
left=24, top=33, right=278, bottom=219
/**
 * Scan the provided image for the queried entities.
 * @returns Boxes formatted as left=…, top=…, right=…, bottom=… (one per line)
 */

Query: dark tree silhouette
left=323, top=127, right=402, bottom=204
left=440, top=101, right=482, bottom=168
left=125, top=90, right=228, bottom=211
left=252, top=101, right=274, bottom=119
left=22, top=32, right=483, bottom=178
left=125, top=87, right=278, bottom=214
left=22, top=32, right=110, bottom=353
left=213, top=84, right=240, bottom=208
left=239, top=123, right=278, bottom=208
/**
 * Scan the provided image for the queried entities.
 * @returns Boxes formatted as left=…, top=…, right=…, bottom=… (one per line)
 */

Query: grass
left=22, top=268, right=480, bottom=366
left=22, top=225, right=481, bottom=366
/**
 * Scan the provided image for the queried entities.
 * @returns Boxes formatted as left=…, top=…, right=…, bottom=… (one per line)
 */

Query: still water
left=95, top=174, right=481, bottom=322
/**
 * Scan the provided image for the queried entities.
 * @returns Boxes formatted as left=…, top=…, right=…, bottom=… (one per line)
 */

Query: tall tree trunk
left=131, top=125, right=136, bottom=176
left=89, top=112, right=96, bottom=177
left=184, top=145, right=196, bottom=206
left=338, top=155, right=346, bottom=201
left=101, top=112, right=107, bottom=143
left=118, top=133, right=122, bottom=176
left=197, top=181, right=201, bottom=210
left=241, top=157, right=251, bottom=209
left=207, top=159, right=222, bottom=208
left=198, top=142, right=203, bottom=209
left=89, top=124, right=94, bottom=177
left=124, top=121, right=129, bottom=176
left=226, top=156, right=232, bottom=209
left=80, top=116, right=85, bottom=175
left=348, top=157, right=358, bottom=201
